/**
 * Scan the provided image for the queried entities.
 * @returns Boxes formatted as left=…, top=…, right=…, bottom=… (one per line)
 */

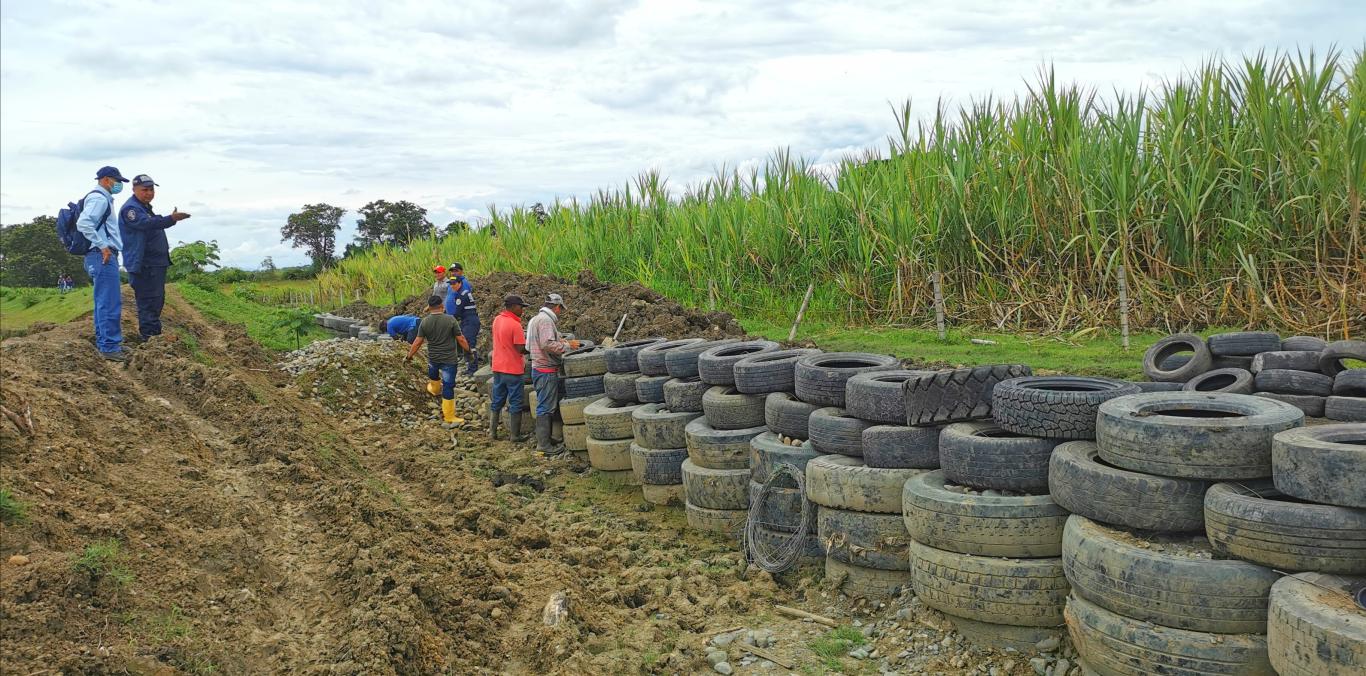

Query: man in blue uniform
left=443, top=262, right=481, bottom=376
left=381, top=314, right=421, bottom=343
left=119, top=174, right=190, bottom=341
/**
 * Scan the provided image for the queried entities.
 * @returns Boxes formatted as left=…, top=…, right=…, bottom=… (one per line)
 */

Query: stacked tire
left=561, top=347, right=611, bottom=458
left=631, top=402, right=701, bottom=507
left=582, top=397, right=643, bottom=484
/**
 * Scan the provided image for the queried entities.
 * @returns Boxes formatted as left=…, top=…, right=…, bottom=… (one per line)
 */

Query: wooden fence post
left=1117, top=265, right=1131, bottom=351
left=932, top=271, right=946, bottom=341
left=789, top=283, right=816, bottom=342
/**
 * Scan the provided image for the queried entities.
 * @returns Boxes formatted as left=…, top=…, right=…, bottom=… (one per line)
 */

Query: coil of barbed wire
left=745, top=462, right=815, bottom=573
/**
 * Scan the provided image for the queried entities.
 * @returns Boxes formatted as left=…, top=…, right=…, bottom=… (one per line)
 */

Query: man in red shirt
left=489, top=294, right=531, bottom=441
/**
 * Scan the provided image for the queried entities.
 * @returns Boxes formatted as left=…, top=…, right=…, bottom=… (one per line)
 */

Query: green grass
left=0, top=286, right=94, bottom=332
left=174, top=283, right=331, bottom=351
left=0, top=487, right=29, bottom=524
left=74, top=539, right=134, bottom=586
left=808, top=625, right=868, bottom=673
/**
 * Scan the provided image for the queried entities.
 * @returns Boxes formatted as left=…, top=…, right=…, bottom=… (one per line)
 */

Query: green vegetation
left=0, top=487, right=29, bottom=524
left=175, top=283, right=331, bottom=351
left=321, top=50, right=1363, bottom=334
left=808, top=625, right=868, bottom=672
left=74, top=539, right=134, bottom=586
left=0, top=215, right=86, bottom=288
left=0, top=286, right=94, bottom=333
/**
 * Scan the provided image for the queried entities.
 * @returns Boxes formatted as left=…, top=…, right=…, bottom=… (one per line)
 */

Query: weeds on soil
left=0, top=487, right=29, bottom=523
left=74, top=539, right=134, bottom=586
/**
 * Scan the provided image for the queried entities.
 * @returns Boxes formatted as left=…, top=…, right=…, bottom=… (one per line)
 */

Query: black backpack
left=55, top=190, right=111, bottom=255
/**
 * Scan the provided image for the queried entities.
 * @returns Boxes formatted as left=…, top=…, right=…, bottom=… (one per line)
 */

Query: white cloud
left=1, top=0, right=1361, bottom=267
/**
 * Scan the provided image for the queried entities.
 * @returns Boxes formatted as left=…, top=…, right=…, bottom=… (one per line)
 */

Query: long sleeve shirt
left=75, top=185, right=121, bottom=252
left=525, top=307, right=571, bottom=371
left=118, top=197, right=176, bottom=272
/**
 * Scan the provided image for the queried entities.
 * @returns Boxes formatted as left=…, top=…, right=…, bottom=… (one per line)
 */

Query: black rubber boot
left=489, top=409, right=501, bottom=440
left=534, top=416, right=553, bottom=452
left=509, top=412, right=528, bottom=442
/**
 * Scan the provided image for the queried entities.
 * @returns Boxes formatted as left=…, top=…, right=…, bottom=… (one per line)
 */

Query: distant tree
left=0, top=216, right=86, bottom=287
left=442, top=220, right=469, bottom=237
left=354, top=200, right=434, bottom=248
left=169, top=240, right=221, bottom=280
left=282, top=203, right=344, bottom=271
left=260, top=256, right=277, bottom=272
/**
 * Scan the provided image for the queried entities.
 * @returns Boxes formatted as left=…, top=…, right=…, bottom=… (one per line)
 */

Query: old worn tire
left=825, top=557, right=912, bottom=599
left=700, top=386, right=765, bottom=430
left=1272, top=424, right=1366, bottom=508
left=846, top=370, right=933, bottom=424
left=664, top=339, right=739, bottom=379
left=1204, top=480, right=1366, bottom=574
left=586, top=436, right=633, bottom=471
left=562, top=345, right=608, bottom=377
left=795, top=352, right=900, bottom=407
left=630, top=404, right=702, bottom=450
left=939, top=421, right=1062, bottom=492
left=1213, top=355, right=1255, bottom=371
left=1319, top=340, right=1366, bottom=377
left=818, top=506, right=910, bottom=571
left=1048, top=441, right=1207, bottom=532
left=633, top=374, right=669, bottom=404
left=805, top=454, right=925, bottom=514
left=685, top=502, right=747, bottom=534
left=1251, top=350, right=1322, bottom=373
left=681, top=459, right=749, bottom=510
left=749, top=523, right=823, bottom=562
left=904, top=364, right=1034, bottom=425
left=750, top=432, right=821, bottom=487
left=733, top=348, right=821, bottom=394
left=1065, top=594, right=1273, bottom=676
left=641, top=482, right=684, bottom=507
left=808, top=407, right=872, bottom=456
left=1267, top=572, right=1366, bottom=676
left=1143, top=334, right=1214, bottom=382
left=903, top=470, right=1067, bottom=558
left=563, top=423, right=588, bottom=452
left=749, top=480, right=815, bottom=533
left=563, top=374, right=606, bottom=398
left=630, top=443, right=688, bottom=485
left=1208, top=331, right=1281, bottom=357
left=684, top=417, right=763, bottom=470
left=950, top=617, right=1065, bottom=655
left=764, top=392, right=821, bottom=440
left=910, top=540, right=1069, bottom=627
left=559, top=395, right=597, bottom=425
left=604, top=337, right=665, bottom=373
left=1335, top=369, right=1366, bottom=396
left=1063, top=515, right=1277, bottom=633
left=861, top=425, right=940, bottom=469
left=662, top=377, right=708, bottom=412
left=1281, top=336, right=1328, bottom=351
left=637, top=338, right=704, bottom=376
left=1132, top=381, right=1184, bottom=392
left=1255, top=369, right=1334, bottom=396
left=697, top=340, right=780, bottom=386
left=1095, top=392, right=1304, bottom=480
left=602, top=371, right=641, bottom=403
left=1325, top=396, right=1366, bottom=421
left=1252, top=392, right=1325, bottom=417
left=991, top=376, right=1141, bottom=440
left=1182, top=367, right=1254, bottom=394
left=583, top=398, right=643, bottom=441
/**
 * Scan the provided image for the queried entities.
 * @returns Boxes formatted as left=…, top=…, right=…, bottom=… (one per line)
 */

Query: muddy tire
left=909, top=540, right=1069, bottom=627
left=1335, top=369, right=1366, bottom=396
left=1281, top=336, right=1328, bottom=351
left=903, top=470, right=1065, bottom=557
left=562, top=346, right=608, bottom=377
left=1132, top=381, right=1184, bottom=392
left=950, top=616, right=1065, bottom=655
left=795, top=352, right=900, bottom=407
left=749, top=523, right=823, bottom=562
left=749, top=432, right=821, bottom=486
left=1204, top=480, right=1366, bottom=574
left=1252, top=392, right=1325, bottom=417
left=664, top=339, right=739, bottom=379
left=632, top=374, right=669, bottom=404
left=861, top=425, right=940, bottom=469
left=681, top=459, right=749, bottom=510
left=1251, top=350, right=1322, bottom=373
left=1143, top=334, right=1213, bottom=382
left=991, top=376, right=1140, bottom=440
left=582, top=398, right=643, bottom=441
left=749, top=480, right=815, bottom=533
left=938, top=421, right=1062, bottom=492
left=559, top=395, right=597, bottom=425
left=586, top=436, right=633, bottom=471
left=684, top=417, right=762, bottom=470
left=733, top=348, right=822, bottom=394
left=1095, top=392, right=1304, bottom=480
left=637, top=338, right=704, bottom=376
left=1267, top=572, right=1366, bottom=676
left=808, top=407, right=872, bottom=456
left=563, top=374, right=606, bottom=398
left=662, top=376, right=707, bottom=412
left=604, top=338, right=665, bottom=373
left=563, top=423, right=588, bottom=452
left=1319, top=340, right=1366, bottom=377
left=1208, top=331, right=1281, bottom=357
left=602, top=371, right=641, bottom=403
left=685, top=502, right=747, bottom=534
left=1048, top=441, right=1207, bottom=532
left=1065, top=594, right=1273, bottom=676
left=1255, top=369, right=1334, bottom=396
left=805, top=454, right=926, bottom=514
left=904, top=364, right=1034, bottom=425
left=846, top=370, right=933, bottom=424
left=1325, top=396, right=1366, bottom=421
left=1273, top=424, right=1366, bottom=508
left=818, top=506, right=910, bottom=571
left=1063, top=515, right=1277, bottom=633
left=697, top=340, right=780, bottom=386
left=630, top=444, right=688, bottom=485
left=1182, top=367, right=1254, bottom=394
left=825, top=557, right=912, bottom=599
left=701, top=386, right=765, bottom=430
left=641, top=482, right=684, bottom=507
left=764, top=392, right=822, bottom=440
left=631, top=404, right=702, bottom=450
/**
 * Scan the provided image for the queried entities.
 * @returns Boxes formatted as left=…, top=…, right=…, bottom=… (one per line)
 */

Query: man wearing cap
left=78, top=166, right=130, bottom=361
left=488, top=294, right=530, bottom=441
left=429, top=265, right=447, bottom=298
left=404, top=295, right=467, bottom=427
left=119, top=174, right=191, bottom=342
left=525, top=293, right=581, bottom=455
left=443, top=262, right=481, bottom=376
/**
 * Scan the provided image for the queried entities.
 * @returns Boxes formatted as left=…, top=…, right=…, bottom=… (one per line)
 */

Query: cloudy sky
left=2, top=1, right=1361, bottom=268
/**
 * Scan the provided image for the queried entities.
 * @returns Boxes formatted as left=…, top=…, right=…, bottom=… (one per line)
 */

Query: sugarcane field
left=1, top=3, right=1364, bottom=676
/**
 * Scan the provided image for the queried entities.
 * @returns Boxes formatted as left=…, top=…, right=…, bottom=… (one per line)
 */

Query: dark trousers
left=128, top=265, right=168, bottom=339
left=459, top=315, right=481, bottom=375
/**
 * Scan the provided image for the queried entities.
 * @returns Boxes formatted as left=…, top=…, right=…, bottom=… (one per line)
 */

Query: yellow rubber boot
left=441, top=398, right=465, bottom=426
left=426, top=379, right=442, bottom=396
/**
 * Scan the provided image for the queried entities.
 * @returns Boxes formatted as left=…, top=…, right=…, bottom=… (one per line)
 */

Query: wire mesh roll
left=745, top=462, right=815, bottom=573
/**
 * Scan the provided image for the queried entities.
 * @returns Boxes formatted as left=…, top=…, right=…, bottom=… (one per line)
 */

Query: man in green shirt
left=404, top=295, right=470, bottom=427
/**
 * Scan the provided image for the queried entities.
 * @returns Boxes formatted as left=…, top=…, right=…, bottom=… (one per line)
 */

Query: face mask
left=109, top=182, right=124, bottom=194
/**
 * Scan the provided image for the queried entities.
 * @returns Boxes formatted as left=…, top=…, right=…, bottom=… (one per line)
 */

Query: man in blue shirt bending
left=119, top=174, right=191, bottom=342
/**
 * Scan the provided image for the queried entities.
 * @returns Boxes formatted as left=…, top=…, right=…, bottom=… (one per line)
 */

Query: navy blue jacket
left=444, top=278, right=477, bottom=321
left=118, top=197, right=175, bottom=273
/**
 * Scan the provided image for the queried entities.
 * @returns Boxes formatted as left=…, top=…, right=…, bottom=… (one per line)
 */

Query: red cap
left=432, top=265, right=446, bottom=274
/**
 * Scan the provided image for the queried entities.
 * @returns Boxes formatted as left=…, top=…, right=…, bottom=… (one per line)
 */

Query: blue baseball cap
left=95, top=166, right=129, bottom=182
left=132, top=174, right=158, bottom=187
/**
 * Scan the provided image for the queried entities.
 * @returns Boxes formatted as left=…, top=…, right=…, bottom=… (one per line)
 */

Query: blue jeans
left=490, top=372, right=525, bottom=414
left=532, top=370, right=560, bottom=418
left=83, top=250, right=123, bottom=353
left=128, top=265, right=168, bottom=338
left=427, top=361, right=457, bottom=399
